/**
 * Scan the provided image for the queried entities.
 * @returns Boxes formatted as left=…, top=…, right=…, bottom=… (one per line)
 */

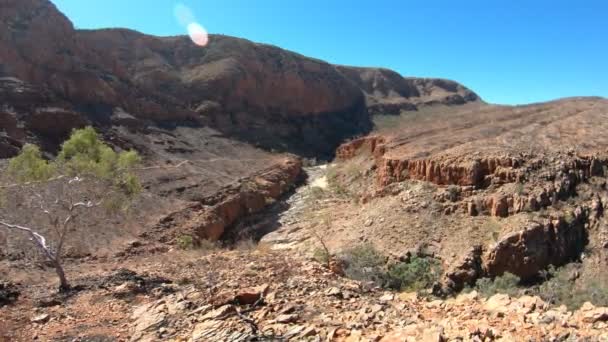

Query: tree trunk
left=53, top=259, right=69, bottom=291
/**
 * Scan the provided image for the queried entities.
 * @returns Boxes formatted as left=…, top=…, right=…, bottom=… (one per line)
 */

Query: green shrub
left=177, top=235, right=195, bottom=250
left=387, top=256, right=442, bottom=291
left=340, top=244, right=443, bottom=291
left=7, top=144, right=56, bottom=182
left=340, top=244, right=387, bottom=285
left=313, top=247, right=330, bottom=266
left=474, top=272, right=521, bottom=297
left=8, top=127, right=141, bottom=197
left=58, top=127, right=141, bottom=181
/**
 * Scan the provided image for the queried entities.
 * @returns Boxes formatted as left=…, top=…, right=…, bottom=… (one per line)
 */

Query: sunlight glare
left=174, top=3, right=209, bottom=47
left=187, top=22, right=209, bottom=47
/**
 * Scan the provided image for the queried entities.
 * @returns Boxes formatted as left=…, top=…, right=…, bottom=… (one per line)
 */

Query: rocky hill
left=0, top=0, right=478, bottom=159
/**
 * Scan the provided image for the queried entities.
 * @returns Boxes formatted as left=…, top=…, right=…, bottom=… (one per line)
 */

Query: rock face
left=483, top=210, right=588, bottom=279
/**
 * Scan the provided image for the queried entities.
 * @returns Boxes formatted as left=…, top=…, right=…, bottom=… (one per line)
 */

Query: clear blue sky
left=51, top=0, right=607, bottom=105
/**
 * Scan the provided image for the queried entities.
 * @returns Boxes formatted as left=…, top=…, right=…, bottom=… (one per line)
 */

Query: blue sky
left=51, top=0, right=607, bottom=105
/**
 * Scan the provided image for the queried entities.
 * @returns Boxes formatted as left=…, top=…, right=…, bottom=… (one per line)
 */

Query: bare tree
left=0, top=176, right=104, bottom=291
left=310, top=214, right=336, bottom=270
left=0, top=128, right=142, bottom=292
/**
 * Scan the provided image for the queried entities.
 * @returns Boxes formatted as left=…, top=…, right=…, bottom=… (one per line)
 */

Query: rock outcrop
left=154, top=157, right=302, bottom=242
left=483, top=209, right=588, bottom=279
left=377, top=155, right=523, bottom=187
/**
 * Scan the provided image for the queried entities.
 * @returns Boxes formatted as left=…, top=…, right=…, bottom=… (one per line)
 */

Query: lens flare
left=174, top=3, right=209, bottom=47
left=187, top=22, right=209, bottom=46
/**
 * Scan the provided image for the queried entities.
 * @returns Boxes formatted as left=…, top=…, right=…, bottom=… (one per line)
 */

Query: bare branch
left=0, top=220, right=55, bottom=260
left=0, top=219, right=69, bottom=290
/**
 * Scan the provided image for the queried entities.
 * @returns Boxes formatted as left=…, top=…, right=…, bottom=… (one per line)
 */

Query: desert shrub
left=446, top=185, right=461, bottom=202
left=386, top=256, right=442, bottom=291
left=177, top=235, right=195, bottom=250
left=235, top=238, right=258, bottom=252
left=482, top=219, right=503, bottom=243
left=7, top=144, right=56, bottom=182
left=177, top=235, right=218, bottom=252
left=535, top=264, right=608, bottom=310
left=340, top=244, right=387, bottom=286
left=313, top=247, right=330, bottom=266
left=515, top=182, right=525, bottom=195
left=474, top=272, right=521, bottom=297
left=340, top=244, right=443, bottom=291
left=198, top=239, right=219, bottom=252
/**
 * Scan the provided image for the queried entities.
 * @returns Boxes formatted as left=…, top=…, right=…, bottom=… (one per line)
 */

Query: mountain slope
left=0, top=0, right=479, bottom=159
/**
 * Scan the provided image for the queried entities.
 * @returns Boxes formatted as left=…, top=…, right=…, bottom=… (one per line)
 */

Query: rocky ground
left=2, top=248, right=608, bottom=341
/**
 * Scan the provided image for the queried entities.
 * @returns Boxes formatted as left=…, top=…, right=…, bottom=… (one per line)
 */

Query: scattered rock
left=276, top=313, right=299, bottom=324
left=379, top=293, right=395, bottom=303
left=326, top=287, right=343, bottom=297
left=484, top=294, right=511, bottom=313
left=234, top=283, right=269, bottom=305
left=31, top=313, right=50, bottom=324
left=201, top=305, right=236, bottom=321
left=581, top=307, right=608, bottom=323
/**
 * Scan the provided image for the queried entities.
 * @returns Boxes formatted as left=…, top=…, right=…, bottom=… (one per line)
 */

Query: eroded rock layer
left=153, top=157, right=302, bottom=242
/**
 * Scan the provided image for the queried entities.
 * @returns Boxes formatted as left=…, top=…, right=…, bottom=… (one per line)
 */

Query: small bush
left=177, top=235, right=195, bottom=250
left=235, top=238, right=257, bottom=252
left=7, top=144, right=55, bottom=182
left=446, top=185, right=461, bottom=202
left=386, top=256, right=442, bottom=291
left=340, top=244, right=443, bottom=291
left=313, top=247, right=330, bottom=265
left=58, top=127, right=142, bottom=193
left=515, top=182, right=525, bottom=195
left=535, top=264, right=608, bottom=310
left=340, top=244, right=387, bottom=286
left=198, top=239, right=218, bottom=252
left=474, top=272, right=521, bottom=297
